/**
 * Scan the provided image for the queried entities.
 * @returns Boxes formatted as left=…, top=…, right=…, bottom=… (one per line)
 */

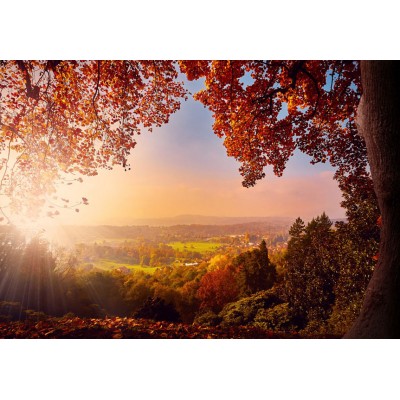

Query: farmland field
left=167, top=241, right=222, bottom=254
left=90, top=259, right=158, bottom=274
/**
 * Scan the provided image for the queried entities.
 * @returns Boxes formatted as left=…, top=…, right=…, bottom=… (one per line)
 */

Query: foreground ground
left=0, top=317, right=340, bottom=339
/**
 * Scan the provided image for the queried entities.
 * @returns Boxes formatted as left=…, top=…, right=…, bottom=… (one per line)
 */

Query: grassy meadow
left=90, top=259, right=159, bottom=274
left=167, top=241, right=222, bottom=254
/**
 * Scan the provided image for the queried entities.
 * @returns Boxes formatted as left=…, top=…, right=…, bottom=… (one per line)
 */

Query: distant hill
left=12, top=214, right=345, bottom=247
left=124, top=214, right=294, bottom=226
left=44, top=216, right=295, bottom=246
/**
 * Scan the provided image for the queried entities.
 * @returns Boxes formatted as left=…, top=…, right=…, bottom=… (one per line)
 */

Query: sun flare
left=12, top=218, right=59, bottom=243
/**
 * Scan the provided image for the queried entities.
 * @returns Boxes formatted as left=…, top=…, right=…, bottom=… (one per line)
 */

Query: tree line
left=0, top=205, right=379, bottom=337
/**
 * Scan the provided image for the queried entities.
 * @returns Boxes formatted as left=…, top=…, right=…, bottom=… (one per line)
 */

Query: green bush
left=253, top=302, right=296, bottom=331
left=193, top=310, right=221, bottom=327
left=325, top=300, right=362, bottom=337
left=219, top=290, right=282, bottom=327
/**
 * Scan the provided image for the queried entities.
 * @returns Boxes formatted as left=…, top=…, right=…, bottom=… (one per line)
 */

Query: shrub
left=219, top=290, right=282, bottom=327
left=253, top=303, right=296, bottom=331
left=134, top=297, right=181, bottom=323
left=193, top=310, right=221, bottom=327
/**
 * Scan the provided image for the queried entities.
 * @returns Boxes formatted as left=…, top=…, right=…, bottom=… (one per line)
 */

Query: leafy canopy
left=0, top=61, right=186, bottom=218
left=1, top=60, right=374, bottom=222
left=179, top=61, right=367, bottom=192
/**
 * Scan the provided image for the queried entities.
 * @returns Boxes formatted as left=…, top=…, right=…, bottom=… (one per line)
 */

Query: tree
left=288, top=217, right=305, bottom=240
left=197, top=265, right=240, bottom=313
left=0, top=61, right=186, bottom=219
left=180, top=60, right=399, bottom=338
left=328, top=216, right=379, bottom=335
left=343, top=62, right=400, bottom=338
left=134, top=296, right=181, bottom=323
left=284, top=213, right=338, bottom=329
left=286, top=217, right=306, bottom=267
left=233, top=240, right=276, bottom=296
left=179, top=61, right=365, bottom=193
left=0, top=234, right=65, bottom=316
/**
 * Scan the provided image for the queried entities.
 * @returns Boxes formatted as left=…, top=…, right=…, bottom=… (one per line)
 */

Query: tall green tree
left=284, top=213, right=338, bottom=328
left=233, top=240, right=276, bottom=296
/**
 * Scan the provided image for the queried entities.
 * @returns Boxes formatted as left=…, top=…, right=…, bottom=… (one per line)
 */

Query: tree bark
left=345, top=61, right=400, bottom=338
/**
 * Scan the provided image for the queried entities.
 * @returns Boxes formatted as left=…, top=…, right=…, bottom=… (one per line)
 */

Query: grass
left=90, top=259, right=158, bottom=275
left=90, top=238, right=137, bottom=245
left=168, top=241, right=222, bottom=254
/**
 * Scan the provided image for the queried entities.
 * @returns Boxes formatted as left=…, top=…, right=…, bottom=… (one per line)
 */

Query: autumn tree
left=180, top=60, right=400, bottom=338
left=197, top=265, right=240, bottom=313
left=0, top=61, right=186, bottom=220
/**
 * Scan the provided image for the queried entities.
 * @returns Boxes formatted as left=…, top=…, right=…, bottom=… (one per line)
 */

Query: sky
left=45, top=77, right=345, bottom=226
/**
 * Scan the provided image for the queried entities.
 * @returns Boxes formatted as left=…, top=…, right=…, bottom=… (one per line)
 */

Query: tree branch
left=16, top=60, right=40, bottom=100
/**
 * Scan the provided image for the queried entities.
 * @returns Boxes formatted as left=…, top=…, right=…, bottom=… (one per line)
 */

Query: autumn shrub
left=197, top=265, right=240, bottom=313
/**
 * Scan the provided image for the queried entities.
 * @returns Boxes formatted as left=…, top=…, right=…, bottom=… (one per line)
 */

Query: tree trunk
left=345, top=61, right=400, bottom=338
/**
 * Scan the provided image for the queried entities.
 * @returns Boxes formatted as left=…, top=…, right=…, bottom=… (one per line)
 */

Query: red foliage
left=197, top=266, right=240, bottom=312
left=0, top=61, right=187, bottom=217
left=179, top=61, right=365, bottom=190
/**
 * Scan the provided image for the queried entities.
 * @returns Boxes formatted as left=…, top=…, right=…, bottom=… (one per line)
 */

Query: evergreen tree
left=233, top=240, right=276, bottom=296
left=283, top=213, right=338, bottom=328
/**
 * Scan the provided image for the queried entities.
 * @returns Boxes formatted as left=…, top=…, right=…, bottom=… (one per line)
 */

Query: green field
left=168, top=241, right=222, bottom=254
left=91, top=259, right=158, bottom=275
left=89, top=238, right=137, bottom=245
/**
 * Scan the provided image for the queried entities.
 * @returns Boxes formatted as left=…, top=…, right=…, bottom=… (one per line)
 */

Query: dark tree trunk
left=345, top=61, right=400, bottom=338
